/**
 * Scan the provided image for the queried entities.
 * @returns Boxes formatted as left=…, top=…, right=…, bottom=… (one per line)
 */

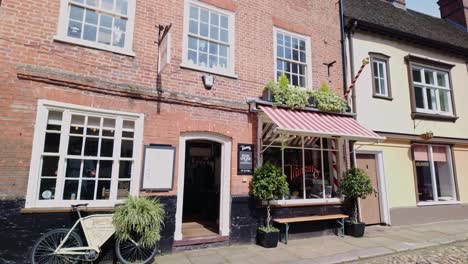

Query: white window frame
left=273, top=27, right=312, bottom=89
left=181, top=0, right=236, bottom=78
left=414, top=144, right=459, bottom=206
left=55, top=0, right=136, bottom=56
left=261, top=136, right=344, bottom=206
left=373, top=59, right=389, bottom=97
left=412, top=66, right=453, bottom=116
left=25, top=100, right=144, bottom=208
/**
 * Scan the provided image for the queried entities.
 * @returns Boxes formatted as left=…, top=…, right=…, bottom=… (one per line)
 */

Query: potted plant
left=338, top=168, right=374, bottom=237
left=251, top=162, right=289, bottom=248
left=307, top=82, right=348, bottom=113
left=113, top=196, right=165, bottom=249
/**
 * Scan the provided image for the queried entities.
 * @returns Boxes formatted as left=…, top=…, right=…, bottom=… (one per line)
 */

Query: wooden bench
left=273, top=214, right=349, bottom=244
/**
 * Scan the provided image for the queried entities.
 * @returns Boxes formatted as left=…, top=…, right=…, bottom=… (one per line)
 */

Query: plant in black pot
left=251, top=162, right=289, bottom=248
left=338, top=168, right=374, bottom=237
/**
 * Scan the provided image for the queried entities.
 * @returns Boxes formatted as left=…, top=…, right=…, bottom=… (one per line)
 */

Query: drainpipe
left=347, top=20, right=358, bottom=169
left=339, top=0, right=348, bottom=95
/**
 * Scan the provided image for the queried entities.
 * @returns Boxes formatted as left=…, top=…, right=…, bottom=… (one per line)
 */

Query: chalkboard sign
left=141, top=145, right=176, bottom=191
left=238, top=144, right=254, bottom=175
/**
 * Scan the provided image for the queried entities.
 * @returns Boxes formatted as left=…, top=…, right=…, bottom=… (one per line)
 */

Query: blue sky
left=406, top=0, right=440, bottom=17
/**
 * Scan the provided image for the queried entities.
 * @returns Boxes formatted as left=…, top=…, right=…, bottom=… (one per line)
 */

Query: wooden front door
left=356, top=154, right=381, bottom=225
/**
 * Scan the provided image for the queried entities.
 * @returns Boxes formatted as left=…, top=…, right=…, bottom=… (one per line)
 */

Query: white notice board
left=141, top=145, right=176, bottom=191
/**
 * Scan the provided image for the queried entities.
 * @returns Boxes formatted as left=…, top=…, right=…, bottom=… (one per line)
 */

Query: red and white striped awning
left=260, top=106, right=385, bottom=142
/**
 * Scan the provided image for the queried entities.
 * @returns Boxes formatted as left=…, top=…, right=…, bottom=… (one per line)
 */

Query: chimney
left=438, top=0, right=468, bottom=29
left=383, top=0, right=406, bottom=9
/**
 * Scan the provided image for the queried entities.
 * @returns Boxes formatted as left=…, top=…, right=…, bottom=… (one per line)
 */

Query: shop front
left=228, top=101, right=384, bottom=240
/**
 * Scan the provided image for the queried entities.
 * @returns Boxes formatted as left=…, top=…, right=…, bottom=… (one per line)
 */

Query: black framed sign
left=238, top=144, right=254, bottom=175
left=141, top=145, right=176, bottom=191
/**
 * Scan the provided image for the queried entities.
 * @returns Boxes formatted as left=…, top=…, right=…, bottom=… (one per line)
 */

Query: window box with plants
left=338, top=168, right=374, bottom=237
left=262, top=73, right=348, bottom=112
left=251, top=162, right=289, bottom=248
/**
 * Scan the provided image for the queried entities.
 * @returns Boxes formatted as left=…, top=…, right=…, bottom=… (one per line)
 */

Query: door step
left=173, top=235, right=229, bottom=251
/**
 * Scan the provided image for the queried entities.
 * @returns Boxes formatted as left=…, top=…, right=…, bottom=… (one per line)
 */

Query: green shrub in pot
left=113, top=196, right=165, bottom=247
left=251, top=162, right=289, bottom=247
left=338, top=168, right=374, bottom=237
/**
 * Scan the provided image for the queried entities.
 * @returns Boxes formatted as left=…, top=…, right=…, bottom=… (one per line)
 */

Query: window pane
left=83, top=24, right=97, bottom=41
left=378, top=62, right=384, bottom=78
left=189, top=19, right=198, bottom=34
left=98, top=27, right=112, bottom=45
left=199, top=39, right=208, bottom=53
left=70, top=5, right=84, bottom=21
left=415, top=160, right=433, bottom=202
left=305, top=149, right=322, bottom=199
left=299, top=40, right=305, bottom=51
left=101, top=138, right=114, bottom=157
left=292, top=50, right=298, bottom=61
left=437, top=72, right=447, bottom=87
left=379, top=79, right=386, bottom=95
left=220, top=29, right=228, bottom=42
left=284, top=35, right=291, bottom=47
left=39, top=179, right=56, bottom=200
left=300, top=51, right=306, bottom=63
left=285, top=47, right=291, bottom=59
left=277, top=45, right=283, bottom=57
left=100, top=14, right=113, bottom=28
left=424, top=70, right=435, bottom=85
left=373, top=62, right=379, bottom=78
left=44, top=133, right=60, bottom=153
left=413, top=68, right=422, bottom=83
left=47, top=111, right=62, bottom=131
left=68, top=136, right=83, bottom=155
left=188, top=36, right=197, bottom=50
left=415, top=86, right=425, bottom=109
left=374, top=78, right=380, bottom=94
left=200, top=9, right=209, bottom=22
left=220, top=15, right=228, bottom=29
left=96, top=180, right=111, bottom=199
left=199, top=53, right=207, bottom=67
left=86, top=0, right=97, bottom=6
left=80, top=180, right=95, bottom=200
left=219, top=45, right=227, bottom=57
left=210, top=25, right=219, bottom=40
left=435, top=159, right=455, bottom=201
left=219, top=57, right=227, bottom=68
left=84, top=137, right=98, bottom=156
left=101, top=0, right=114, bottom=11
left=66, top=159, right=81, bottom=178
left=63, top=180, right=79, bottom=200
left=83, top=160, right=97, bottom=178
left=200, top=22, right=208, bottom=37
left=41, top=156, right=59, bottom=177
left=117, top=181, right=130, bottom=199
left=209, top=42, right=218, bottom=55
left=68, top=20, right=83, bottom=38
left=99, top=160, right=113, bottom=178
left=426, top=88, right=435, bottom=110
left=209, top=55, right=217, bottom=68
left=120, top=140, right=133, bottom=157
left=284, top=148, right=304, bottom=199
left=119, top=161, right=132, bottom=178
left=292, top=74, right=298, bottom=86
left=263, top=148, right=282, bottom=168
left=439, top=90, right=450, bottom=112
left=85, top=9, right=98, bottom=25
left=190, top=6, right=199, bottom=20
left=210, top=13, right=219, bottom=26
left=323, top=150, right=339, bottom=198
left=188, top=50, right=197, bottom=65
left=113, top=32, right=125, bottom=47
left=299, top=76, right=305, bottom=88
left=115, top=0, right=128, bottom=15
left=71, top=115, right=85, bottom=126
left=87, top=127, right=100, bottom=136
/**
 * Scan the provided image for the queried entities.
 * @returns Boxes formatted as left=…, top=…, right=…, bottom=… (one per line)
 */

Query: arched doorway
left=174, top=133, right=231, bottom=241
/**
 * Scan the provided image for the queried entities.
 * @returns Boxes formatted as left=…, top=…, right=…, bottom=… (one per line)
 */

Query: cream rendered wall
left=350, top=32, right=468, bottom=139
left=356, top=141, right=417, bottom=208
left=453, top=146, right=468, bottom=203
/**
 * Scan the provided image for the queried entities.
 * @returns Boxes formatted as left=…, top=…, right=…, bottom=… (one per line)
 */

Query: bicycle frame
left=54, top=210, right=115, bottom=256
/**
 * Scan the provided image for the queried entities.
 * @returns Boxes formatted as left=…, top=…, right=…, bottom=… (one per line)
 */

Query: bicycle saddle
left=71, top=203, right=89, bottom=208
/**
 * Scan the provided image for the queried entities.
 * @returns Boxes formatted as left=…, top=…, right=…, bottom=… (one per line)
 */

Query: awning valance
left=260, top=106, right=385, bottom=142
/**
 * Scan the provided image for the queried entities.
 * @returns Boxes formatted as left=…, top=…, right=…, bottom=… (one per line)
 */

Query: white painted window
left=372, top=59, right=388, bottom=96
left=261, top=122, right=343, bottom=205
left=412, top=66, right=453, bottom=115
left=25, top=100, right=144, bottom=208
left=55, top=0, right=136, bottom=56
left=274, top=28, right=312, bottom=88
left=413, top=144, right=457, bottom=205
left=182, top=0, right=235, bottom=77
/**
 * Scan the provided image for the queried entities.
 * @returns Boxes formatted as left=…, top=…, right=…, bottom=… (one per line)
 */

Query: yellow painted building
left=345, top=0, right=468, bottom=225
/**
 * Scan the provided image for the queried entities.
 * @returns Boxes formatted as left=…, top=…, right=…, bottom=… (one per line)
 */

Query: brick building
left=0, top=0, right=383, bottom=262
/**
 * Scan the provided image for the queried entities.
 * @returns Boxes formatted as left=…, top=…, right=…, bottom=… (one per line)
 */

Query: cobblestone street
left=351, top=241, right=468, bottom=264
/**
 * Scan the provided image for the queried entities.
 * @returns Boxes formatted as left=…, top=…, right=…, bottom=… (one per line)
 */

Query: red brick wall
left=0, top=0, right=343, bottom=199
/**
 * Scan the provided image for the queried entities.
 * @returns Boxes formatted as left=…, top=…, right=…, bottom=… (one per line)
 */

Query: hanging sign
left=238, top=144, right=254, bottom=175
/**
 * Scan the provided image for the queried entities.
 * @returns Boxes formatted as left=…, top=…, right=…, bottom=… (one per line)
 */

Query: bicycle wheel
left=31, top=228, right=83, bottom=264
left=115, top=238, right=158, bottom=264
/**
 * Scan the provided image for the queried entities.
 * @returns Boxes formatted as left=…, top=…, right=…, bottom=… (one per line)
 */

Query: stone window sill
left=412, top=112, right=458, bottom=122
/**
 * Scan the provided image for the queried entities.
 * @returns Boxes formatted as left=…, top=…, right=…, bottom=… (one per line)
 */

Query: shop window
left=262, top=135, right=342, bottom=202
left=55, top=0, right=136, bottom=56
left=182, top=0, right=235, bottom=76
left=413, top=144, right=457, bottom=204
left=26, top=101, right=143, bottom=208
left=274, top=28, right=311, bottom=88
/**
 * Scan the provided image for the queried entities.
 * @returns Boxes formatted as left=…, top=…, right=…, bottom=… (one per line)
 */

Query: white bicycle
left=31, top=204, right=158, bottom=264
